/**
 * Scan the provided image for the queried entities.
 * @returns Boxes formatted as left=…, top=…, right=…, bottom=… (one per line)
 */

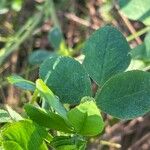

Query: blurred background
left=0, top=0, right=150, bottom=149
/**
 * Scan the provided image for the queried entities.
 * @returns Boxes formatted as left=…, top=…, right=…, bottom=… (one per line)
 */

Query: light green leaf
left=119, top=0, right=150, bottom=25
left=1, top=120, right=48, bottom=150
left=130, top=44, right=146, bottom=60
left=48, top=27, right=63, bottom=50
left=11, top=0, right=23, bottom=12
left=83, top=26, right=131, bottom=85
left=36, top=79, right=67, bottom=119
left=24, top=104, right=73, bottom=133
left=7, top=75, right=35, bottom=91
left=127, top=60, right=146, bottom=70
left=2, top=141, right=23, bottom=150
left=28, top=49, right=53, bottom=65
left=6, top=105, right=23, bottom=121
left=67, top=97, right=104, bottom=136
left=51, top=136, right=86, bottom=150
left=0, top=0, right=8, bottom=14
left=130, top=32, right=150, bottom=62
left=144, top=31, right=150, bottom=59
left=0, top=109, right=11, bottom=123
left=96, top=70, right=150, bottom=120
left=39, top=56, right=92, bottom=104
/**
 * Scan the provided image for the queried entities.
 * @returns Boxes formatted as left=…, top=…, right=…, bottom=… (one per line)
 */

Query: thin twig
left=118, top=10, right=142, bottom=44
left=65, top=13, right=98, bottom=30
left=100, top=140, right=121, bottom=149
left=128, top=133, right=150, bottom=150
left=127, top=26, right=150, bottom=42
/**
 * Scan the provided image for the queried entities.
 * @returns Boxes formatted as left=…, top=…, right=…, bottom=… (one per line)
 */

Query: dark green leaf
left=83, top=26, right=131, bottom=85
left=119, top=0, right=150, bottom=25
left=1, top=120, right=48, bottom=150
left=7, top=75, right=35, bottom=91
left=39, top=56, right=92, bottom=104
left=28, top=49, right=53, bottom=65
left=67, top=97, right=104, bottom=136
left=96, top=70, right=150, bottom=119
left=48, top=27, right=63, bottom=50
left=24, top=104, right=73, bottom=133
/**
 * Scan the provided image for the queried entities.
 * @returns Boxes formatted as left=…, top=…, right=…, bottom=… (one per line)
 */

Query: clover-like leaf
left=51, top=136, right=86, bottom=150
left=39, top=56, right=92, bottom=104
left=5, top=105, right=23, bottom=121
left=67, top=97, right=104, bottom=136
left=130, top=32, right=150, bottom=62
left=48, top=27, right=63, bottom=50
left=119, top=0, right=150, bottom=25
left=24, top=104, right=73, bottom=133
left=7, top=75, right=35, bottom=91
left=36, top=79, right=67, bottom=119
left=96, top=70, right=150, bottom=119
left=83, top=26, right=131, bottom=85
left=1, top=120, right=48, bottom=150
left=28, top=49, right=53, bottom=65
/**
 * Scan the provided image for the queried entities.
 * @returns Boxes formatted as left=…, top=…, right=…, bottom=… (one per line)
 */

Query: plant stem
left=127, top=26, right=150, bottom=42
left=100, top=140, right=121, bottom=149
left=0, top=13, right=42, bottom=66
left=46, top=0, right=60, bottom=27
left=0, top=0, right=54, bottom=67
left=30, top=89, right=39, bottom=104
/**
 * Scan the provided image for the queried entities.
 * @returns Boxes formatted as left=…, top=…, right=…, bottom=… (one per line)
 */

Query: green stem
left=47, top=0, right=60, bottom=28
left=0, top=13, right=42, bottom=66
left=127, top=26, right=150, bottom=42
left=30, top=89, right=39, bottom=104
left=0, top=0, right=53, bottom=67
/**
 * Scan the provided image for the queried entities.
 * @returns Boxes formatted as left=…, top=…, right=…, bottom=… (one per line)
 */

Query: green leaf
left=0, top=0, right=8, bottom=14
left=144, top=31, right=150, bottom=59
left=24, top=104, right=73, bottom=133
left=7, top=75, right=35, bottom=91
left=100, top=1, right=113, bottom=22
left=51, top=136, right=86, bottom=150
left=6, top=105, right=23, bottom=121
left=83, top=26, right=131, bottom=85
left=48, top=27, right=63, bottom=50
left=2, top=141, right=23, bottom=150
left=96, top=70, right=150, bottom=120
left=130, top=32, right=150, bottom=62
left=36, top=79, right=67, bottom=119
left=67, top=97, right=104, bottom=136
left=11, top=0, right=23, bottom=12
left=1, top=120, right=48, bottom=150
left=39, top=56, right=92, bottom=104
left=119, top=0, right=150, bottom=25
left=127, top=60, right=146, bottom=70
left=12, top=0, right=22, bottom=11
left=0, top=109, right=11, bottom=123
left=28, top=49, right=53, bottom=65
left=130, top=44, right=146, bottom=60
